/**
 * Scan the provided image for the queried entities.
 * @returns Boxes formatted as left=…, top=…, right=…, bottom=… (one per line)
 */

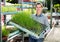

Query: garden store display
left=10, top=11, right=47, bottom=38
left=2, top=25, right=10, bottom=37
left=2, top=4, right=22, bottom=12
left=2, top=25, right=20, bottom=42
left=2, top=25, right=10, bottom=42
left=2, top=6, right=17, bottom=12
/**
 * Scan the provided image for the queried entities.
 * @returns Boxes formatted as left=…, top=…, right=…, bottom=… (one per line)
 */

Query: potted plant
left=2, top=25, right=10, bottom=42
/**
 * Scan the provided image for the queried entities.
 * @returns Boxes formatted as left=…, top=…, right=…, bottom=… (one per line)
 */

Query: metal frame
left=2, top=0, right=24, bottom=42
left=7, top=30, right=21, bottom=41
left=50, top=0, right=53, bottom=28
left=0, top=0, right=2, bottom=42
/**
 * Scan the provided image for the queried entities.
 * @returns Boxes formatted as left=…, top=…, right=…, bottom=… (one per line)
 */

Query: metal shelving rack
left=1, top=0, right=35, bottom=15
left=1, top=0, right=22, bottom=42
left=1, top=0, right=35, bottom=42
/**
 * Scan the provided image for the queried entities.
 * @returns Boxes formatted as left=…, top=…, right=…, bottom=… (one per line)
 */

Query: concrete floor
left=44, top=27, right=60, bottom=42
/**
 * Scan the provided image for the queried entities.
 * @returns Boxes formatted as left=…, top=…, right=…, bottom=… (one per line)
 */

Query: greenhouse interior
left=0, top=0, right=60, bottom=42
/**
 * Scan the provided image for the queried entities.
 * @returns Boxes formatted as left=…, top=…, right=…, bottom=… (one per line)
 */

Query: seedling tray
left=9, top=22, right=47, bottom=39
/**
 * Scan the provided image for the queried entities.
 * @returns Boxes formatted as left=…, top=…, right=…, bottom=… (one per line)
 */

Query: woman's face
left=36, top=4, right=43, bottom=14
